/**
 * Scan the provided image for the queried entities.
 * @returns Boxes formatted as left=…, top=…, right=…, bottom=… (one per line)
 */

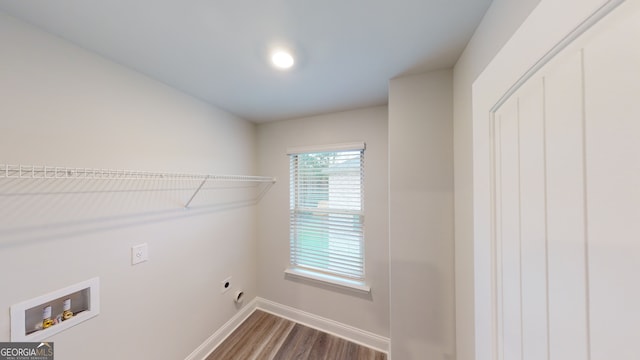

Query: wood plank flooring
left=206, top=310, right=387, bottom=360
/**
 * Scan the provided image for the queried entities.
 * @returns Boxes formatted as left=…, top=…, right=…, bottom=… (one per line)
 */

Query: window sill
left=284, top=267, right=371, bottom=295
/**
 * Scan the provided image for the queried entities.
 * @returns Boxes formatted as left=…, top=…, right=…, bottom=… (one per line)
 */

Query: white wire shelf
left=0, top=164, right=276, bottom=208
left=0, top=164, right=275, bottom=182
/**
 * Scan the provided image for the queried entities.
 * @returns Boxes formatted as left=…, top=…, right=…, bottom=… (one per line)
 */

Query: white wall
left=452, top=0, right=540, bottom=359
left=388, top=69, right=454, bottom=360
left=0, top=13, right=260, bottom=360
left=255, top=107, right=390, bottom=338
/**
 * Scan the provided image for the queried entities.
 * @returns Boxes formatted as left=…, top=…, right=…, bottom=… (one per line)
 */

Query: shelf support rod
left=184, top=176, right=209, bottom=208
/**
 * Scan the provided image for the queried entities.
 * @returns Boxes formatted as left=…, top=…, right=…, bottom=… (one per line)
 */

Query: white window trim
left=287, top=141, right=366, bottom=155
left=285, top=267, right=371, bottom=294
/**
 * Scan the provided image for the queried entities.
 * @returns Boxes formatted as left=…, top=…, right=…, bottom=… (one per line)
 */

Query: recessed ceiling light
left=271, top=50, right=295, bottom=70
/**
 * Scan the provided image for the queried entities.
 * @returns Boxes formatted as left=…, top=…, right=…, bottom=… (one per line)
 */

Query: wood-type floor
left=206, top=310, right=387, bottom=360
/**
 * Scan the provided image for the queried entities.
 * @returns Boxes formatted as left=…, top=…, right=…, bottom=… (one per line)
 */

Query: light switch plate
left=131, top=243, right=149, bottom=265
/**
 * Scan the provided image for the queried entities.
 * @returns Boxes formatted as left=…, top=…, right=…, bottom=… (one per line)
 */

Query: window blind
left=289, top=146, right=365, bottom=281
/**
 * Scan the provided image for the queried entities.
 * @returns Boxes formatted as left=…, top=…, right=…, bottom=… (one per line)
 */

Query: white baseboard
left=185, top=296, right=390, bottom=360
left=255, top=297, right=390, bottom=354
left=184, top=297, right=258, bottom=360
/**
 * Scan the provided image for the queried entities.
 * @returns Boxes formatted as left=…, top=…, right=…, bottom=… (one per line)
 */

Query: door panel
left=517, top=79, right=548, bottom=360
left=583, top=7, right=640, bottom=359
left=543, top=52, right=589, bottom=360
left=495, top=98, right=523, bottom=360
left=490, top=2, right=640, bottom=359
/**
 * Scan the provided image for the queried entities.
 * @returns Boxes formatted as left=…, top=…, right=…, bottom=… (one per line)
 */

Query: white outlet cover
left=131, top=243, right=149, bottom=265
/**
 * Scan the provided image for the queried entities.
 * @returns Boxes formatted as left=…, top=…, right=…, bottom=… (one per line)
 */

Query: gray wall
left=255, top=106, right=390, bottom=337
left=0, top=12, right=259, bottom=360
left=389, top=69, right=455, bottom=360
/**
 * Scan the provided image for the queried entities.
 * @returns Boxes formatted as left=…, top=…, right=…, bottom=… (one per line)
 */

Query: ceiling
left=0, top=0, right=492, bottom=122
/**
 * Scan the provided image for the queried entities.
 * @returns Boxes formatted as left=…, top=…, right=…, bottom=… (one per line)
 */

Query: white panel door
left=583, top=7, right=640, bottom=359
left=517, top=79, right=548, bottom=360
left=495, top=97, right=522, bottom=360
left=488, top=1, right=640, bottom=359
left=543, top=51, right=589, bottom=360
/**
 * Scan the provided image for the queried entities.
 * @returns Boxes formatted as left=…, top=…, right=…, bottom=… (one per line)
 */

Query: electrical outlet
left=221, top=276, right=232, bottom=293
left=131, top=243, right=149, bottom=265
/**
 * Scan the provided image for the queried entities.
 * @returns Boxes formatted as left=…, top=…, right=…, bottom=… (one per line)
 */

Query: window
left=288, top=143, right=365, bottom=285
